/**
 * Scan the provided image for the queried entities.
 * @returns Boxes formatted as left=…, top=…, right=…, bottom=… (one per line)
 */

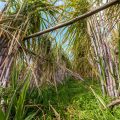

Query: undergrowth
left=1, top=77, right=120, bottom=120
left=25, top=78, right=120, bottom=120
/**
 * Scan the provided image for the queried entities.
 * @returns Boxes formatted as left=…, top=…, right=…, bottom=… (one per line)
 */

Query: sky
left=55, top=0, right=64, bottom=6
left=0, top=2, right=6, bottom=11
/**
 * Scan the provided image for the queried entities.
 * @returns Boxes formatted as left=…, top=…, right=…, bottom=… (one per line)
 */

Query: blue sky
left=55, top=0, right=64, bottom=6
left=0, top=2, right=6, bottom=11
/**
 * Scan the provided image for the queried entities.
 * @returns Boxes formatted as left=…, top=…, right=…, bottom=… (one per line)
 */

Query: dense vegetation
left=0, top=0, right=120, bottom=119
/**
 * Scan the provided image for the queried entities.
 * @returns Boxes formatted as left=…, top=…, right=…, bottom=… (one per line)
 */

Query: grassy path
left=25, top=78, right=120, bottom=120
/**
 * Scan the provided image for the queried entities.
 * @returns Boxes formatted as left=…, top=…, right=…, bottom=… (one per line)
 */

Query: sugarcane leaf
left=0, top=108, right=5, bottom=120
left=24, top=112, right=37, bottom=120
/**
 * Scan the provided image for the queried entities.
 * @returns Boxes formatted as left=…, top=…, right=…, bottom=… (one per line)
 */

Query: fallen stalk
left=24, top=0, right=120, bottom=40
left=107, top=98, right=120, bottom=109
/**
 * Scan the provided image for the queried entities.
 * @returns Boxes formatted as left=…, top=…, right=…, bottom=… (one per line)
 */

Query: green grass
left=23, top=78, right=120, bottom=120
left=1, top=77, right=120, bottom=120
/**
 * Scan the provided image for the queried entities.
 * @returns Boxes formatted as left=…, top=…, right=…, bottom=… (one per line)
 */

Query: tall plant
left=0, top=0, right=60, bottom=112
left=88, top=1, right=120, bottom=97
